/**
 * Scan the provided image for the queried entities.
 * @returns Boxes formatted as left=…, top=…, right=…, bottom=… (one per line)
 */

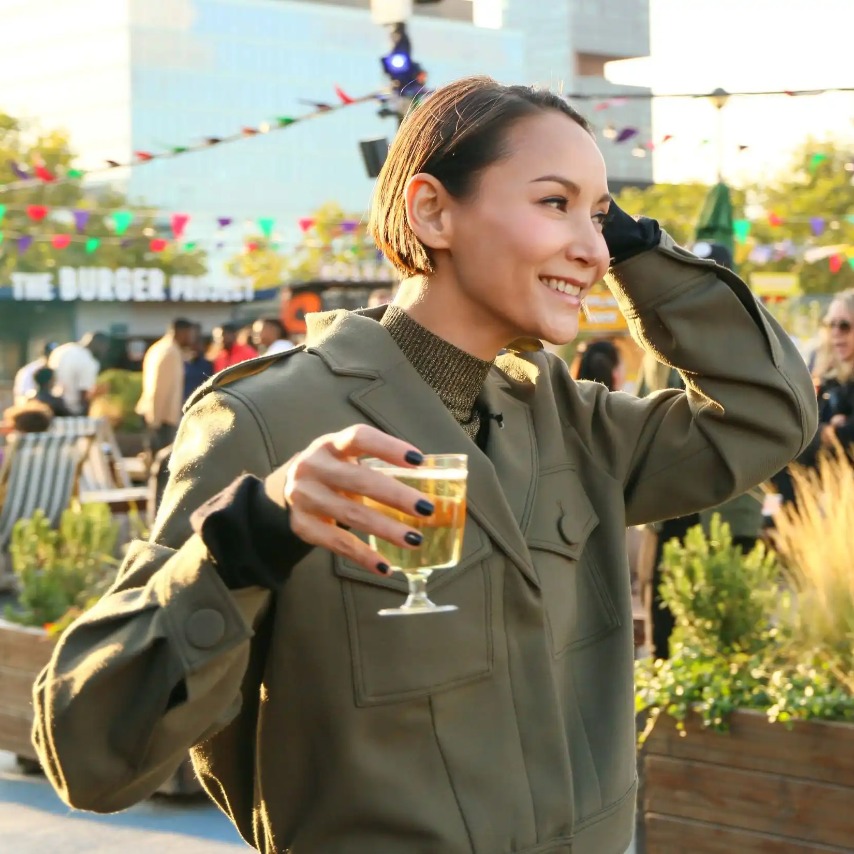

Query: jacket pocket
left=526, top=465, right=620, bottom=657
left=334, top=519, right=494, bottom=706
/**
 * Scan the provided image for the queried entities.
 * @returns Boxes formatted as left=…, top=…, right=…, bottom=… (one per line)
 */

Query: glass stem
left=403, top=570, right=434, bottom=610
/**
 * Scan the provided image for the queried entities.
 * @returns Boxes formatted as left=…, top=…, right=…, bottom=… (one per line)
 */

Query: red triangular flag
left=150, top=238, right=168, bottom=252
left=27, top=204, right=49, bottom=221
left=171, top=213, right=190, bottom=239
left=334, top=85, right=355, bottom=105
left=829, top=254, right=844, bottom=273
left=298, top=217, right=316, bottom=232
left=35, top=165, right=55, bottom=182
left=246, top=241, right=260, bottom=253
left=135, top=151, right=154, bottom=162
left=768, top=212, right=783, bottom=227
left=51, top=234, right=71, bottom=249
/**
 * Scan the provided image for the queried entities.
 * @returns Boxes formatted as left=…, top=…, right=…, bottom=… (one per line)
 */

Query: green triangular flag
left=257, top=217, right=275, bottom=239
left=183, top=241, right=197, bottom=251
left=0, top=232, right=4, bottom=245
left=276, top=117, right=296, bottom=127
left=67, top=168, right=84, bottom=179
left=85, top=237, right=100, bottom=254
left=849, top=257, right=854, bottom=271
left=0, top=204, right=5, bottom=222
left=171, top=146, right=188, bottom=154
left=808, top=152, right=828, bottom=173
left=733, top=219, right=751, bottom=244
left=112, top=210, right=134, bottom=235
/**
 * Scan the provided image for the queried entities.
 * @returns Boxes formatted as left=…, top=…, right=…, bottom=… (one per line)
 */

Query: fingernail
left=415, top=499, right=434, bottom=516
left=376, top=562, right=391, bottom=575
left=404, top=450, right=424, bottom=465
left=404, top=531, right=423, bottom=546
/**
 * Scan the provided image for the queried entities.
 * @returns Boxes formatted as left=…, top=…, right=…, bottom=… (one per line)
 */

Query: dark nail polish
left=404, top=531, right=423, bottom=546
left=404, top=450, right=424, bottom=466
left=415, top=499, right=435, bottom=516
left=376, top=562, right=391, bottom=575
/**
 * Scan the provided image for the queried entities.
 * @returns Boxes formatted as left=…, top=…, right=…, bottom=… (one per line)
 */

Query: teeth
left=540, top=277, right=581, bottom=296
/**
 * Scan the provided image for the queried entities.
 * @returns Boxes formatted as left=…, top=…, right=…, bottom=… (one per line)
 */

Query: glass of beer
left=360, top=454, right=468, bottom=616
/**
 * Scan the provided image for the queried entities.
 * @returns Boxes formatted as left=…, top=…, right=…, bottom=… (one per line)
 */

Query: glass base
left=379, top=602, right=458, bottom=617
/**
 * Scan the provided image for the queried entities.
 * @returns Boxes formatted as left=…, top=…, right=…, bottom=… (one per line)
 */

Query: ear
left=405, top=173, right=453, bottom=253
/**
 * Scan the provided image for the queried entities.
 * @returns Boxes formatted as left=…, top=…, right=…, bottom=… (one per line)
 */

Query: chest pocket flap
left=526, top=464, right=620, bottom=657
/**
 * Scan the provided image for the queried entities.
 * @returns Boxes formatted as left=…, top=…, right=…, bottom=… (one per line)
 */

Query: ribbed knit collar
left=380, top=305, right=492, bottom=439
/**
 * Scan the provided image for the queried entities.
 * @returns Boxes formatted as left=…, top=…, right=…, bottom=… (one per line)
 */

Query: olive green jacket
left=32, top=233, right=817, bottom=854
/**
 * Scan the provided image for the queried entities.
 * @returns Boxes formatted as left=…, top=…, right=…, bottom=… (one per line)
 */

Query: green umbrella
left=695, top=181, right=735, bottom=261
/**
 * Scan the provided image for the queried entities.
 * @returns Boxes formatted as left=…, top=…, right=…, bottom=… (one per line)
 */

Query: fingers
left=325, top=424, right=423, bottom=467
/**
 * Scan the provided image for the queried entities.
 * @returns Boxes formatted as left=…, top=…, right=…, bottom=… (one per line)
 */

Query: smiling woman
left=31, top=76, right=817, bottom=854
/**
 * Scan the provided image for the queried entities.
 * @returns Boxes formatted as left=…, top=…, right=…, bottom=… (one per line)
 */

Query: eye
left=592, top=211, right=609, bottom=229
left=542, top=196, right=568, bottom=212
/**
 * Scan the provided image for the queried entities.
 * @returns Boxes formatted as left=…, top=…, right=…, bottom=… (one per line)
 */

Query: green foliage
left=636, top=515, right=854, bottom=743
left=0, top=112, right=207, bottom=280
left=659, top=515, right=780, bottom=656
left=3, top=503, right=119, bottom=629
left=90, top=368, right=144, bottom=432
left=612, top=139, right=854, bottom=295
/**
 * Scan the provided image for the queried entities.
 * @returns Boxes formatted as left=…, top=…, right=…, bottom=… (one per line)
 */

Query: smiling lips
left=539, top=276, right=587, bottom=299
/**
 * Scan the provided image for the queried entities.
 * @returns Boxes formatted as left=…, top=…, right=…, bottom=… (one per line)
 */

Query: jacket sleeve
left=570, top=232, right=818, bottom=526
left=31, top=388, right=276, bottom=813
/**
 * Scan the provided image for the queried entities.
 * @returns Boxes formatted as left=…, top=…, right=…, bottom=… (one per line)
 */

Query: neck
left=393, top=274, right=515, bottom=362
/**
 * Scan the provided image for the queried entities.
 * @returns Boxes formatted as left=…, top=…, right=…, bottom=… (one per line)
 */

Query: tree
left=611, top=140, right=854, bottom=295
left=0, top=113, right=207, bottom=281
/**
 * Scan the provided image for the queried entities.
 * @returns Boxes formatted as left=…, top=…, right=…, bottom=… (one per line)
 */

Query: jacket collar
left=305, top=308, right=538, bottom=583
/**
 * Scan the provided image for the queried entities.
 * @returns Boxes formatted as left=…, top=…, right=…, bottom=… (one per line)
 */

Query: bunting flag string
left=0, top=87, right=386, bottom=195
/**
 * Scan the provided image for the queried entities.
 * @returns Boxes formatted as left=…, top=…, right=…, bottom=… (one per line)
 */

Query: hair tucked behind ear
left=368, top=76, right=591, bottom=276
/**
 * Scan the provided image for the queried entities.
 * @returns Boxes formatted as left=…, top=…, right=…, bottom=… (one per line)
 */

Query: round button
left=185, top=608, right=226, bottom=649
left=558, top=515, right=577, bottom=546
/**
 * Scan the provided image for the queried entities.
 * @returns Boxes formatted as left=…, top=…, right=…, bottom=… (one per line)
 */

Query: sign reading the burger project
left=8, top=267, right=255, bottom=303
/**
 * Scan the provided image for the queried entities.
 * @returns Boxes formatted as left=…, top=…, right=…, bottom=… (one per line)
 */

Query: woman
left=574, top=339, right=624, bottom=391
left=33, top=77, right=816, bottom=854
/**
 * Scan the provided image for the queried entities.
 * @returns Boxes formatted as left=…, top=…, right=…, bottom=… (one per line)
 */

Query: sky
left=605, top=0, right=854, bottom=185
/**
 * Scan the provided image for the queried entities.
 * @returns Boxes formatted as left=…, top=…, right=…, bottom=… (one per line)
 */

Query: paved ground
left=2, top=752, right=637, bottom=852
left=0, top=751, right=248, bottom=852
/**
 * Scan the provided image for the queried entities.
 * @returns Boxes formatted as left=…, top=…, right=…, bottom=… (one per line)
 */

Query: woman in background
left=574, top=338, right=624, bottom=391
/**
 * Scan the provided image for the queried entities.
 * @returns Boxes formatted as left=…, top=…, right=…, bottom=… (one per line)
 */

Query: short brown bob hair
left=368, top=76, right=592, bottom=276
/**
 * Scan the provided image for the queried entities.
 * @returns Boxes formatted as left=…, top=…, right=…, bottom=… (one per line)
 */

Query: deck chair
left=0, top=432, right=87, bottom=566
left=49, top=416, right=132, bottom=490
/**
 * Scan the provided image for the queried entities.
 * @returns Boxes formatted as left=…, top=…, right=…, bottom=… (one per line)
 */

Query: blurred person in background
left=48, top=332, right=110, bottom=415
left=574, top=338, right=624, bottom=391
left=2, top=400, right=54, bottom=435
left=772, top=289, right=854, bottom=505
left=13, top=341, right=57, bottom=404
left=27, top=367, right=71, bottom=417
left=252, top=317, right=294, bottom=356
left=184, top=323, right=214, bottom=402
left=136, top=319, right=196, bottom=458
left=367, top=287, right=394, bottom=308
left=211, top=322, right=257, bottom=373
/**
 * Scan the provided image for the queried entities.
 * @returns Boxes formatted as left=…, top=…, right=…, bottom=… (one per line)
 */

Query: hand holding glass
left=360, top=454, right=468, bottom=616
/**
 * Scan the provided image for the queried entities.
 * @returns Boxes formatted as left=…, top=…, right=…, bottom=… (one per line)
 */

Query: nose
left=564, top=215, right=610, bottom=273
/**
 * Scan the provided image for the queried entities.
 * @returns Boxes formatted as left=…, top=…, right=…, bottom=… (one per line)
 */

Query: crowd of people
left=3, top=316, right=296, bottom=444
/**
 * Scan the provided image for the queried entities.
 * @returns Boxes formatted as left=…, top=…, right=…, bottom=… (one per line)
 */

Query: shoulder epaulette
left=183, top=345, right=305, bottom=412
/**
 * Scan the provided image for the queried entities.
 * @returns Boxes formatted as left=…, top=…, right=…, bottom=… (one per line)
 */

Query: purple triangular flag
left=217, top=217, right=233, bottom=228
left=340, top=220, right=359, bottom=233
left=810, top=216, right=826, bottom=237
left=9, top=160, right=29, bottom=180
left=73, top=209, right=91, bottom=233
left=615, top=127, right=639, bottom=144
left=17, top=235, right=33, bottom=253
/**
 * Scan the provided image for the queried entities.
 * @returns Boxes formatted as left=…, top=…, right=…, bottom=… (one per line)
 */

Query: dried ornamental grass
left=771, top=447, right=854, bottom=695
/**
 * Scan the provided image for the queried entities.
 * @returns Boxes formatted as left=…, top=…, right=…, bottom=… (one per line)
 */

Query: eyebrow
left=531, top=175, right=611, bottom=205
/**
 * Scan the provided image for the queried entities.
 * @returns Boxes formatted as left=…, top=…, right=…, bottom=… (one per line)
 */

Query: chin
left=538, top=320, right=581, bottom=348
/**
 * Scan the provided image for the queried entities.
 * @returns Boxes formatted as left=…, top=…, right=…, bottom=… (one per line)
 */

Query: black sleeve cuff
left=602, top=201, right=662, bottom=265
left=191, top=474, right=314, bottom=590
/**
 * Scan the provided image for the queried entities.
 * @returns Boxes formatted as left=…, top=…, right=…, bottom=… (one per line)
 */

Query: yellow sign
left=579, top=291, right=628, bottom=334
left=749, top=272, right=800, bottom=298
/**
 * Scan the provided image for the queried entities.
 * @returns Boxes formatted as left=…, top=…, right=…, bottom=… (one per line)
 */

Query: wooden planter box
left=0, top=617, right=200, bottom=797
left=641, top=710, right=854, bottom=853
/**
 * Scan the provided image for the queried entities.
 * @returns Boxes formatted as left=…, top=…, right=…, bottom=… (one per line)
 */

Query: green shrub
left=635, top=511, right=854, bottom=743
left=91, top=368, right=144, bottom=432
left=3, top=502, right=119, bottom=630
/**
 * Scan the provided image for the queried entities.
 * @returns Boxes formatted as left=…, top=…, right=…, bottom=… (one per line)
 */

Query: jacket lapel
left=306, top=309, right=538, bottom=585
